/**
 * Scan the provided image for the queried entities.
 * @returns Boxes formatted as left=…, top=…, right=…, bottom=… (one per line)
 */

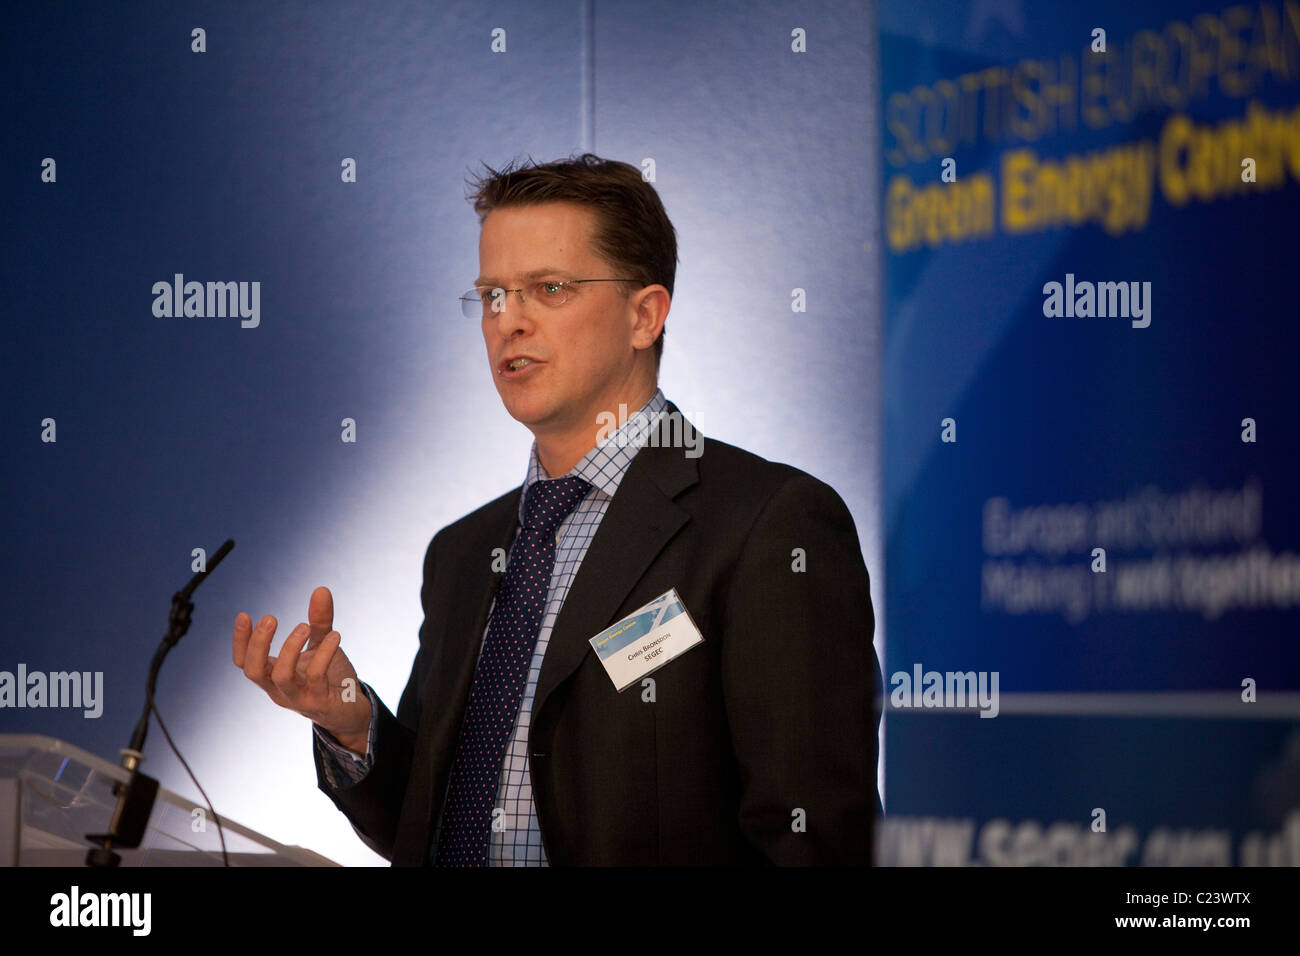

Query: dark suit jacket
left=314, top=404, right=881, bottom=865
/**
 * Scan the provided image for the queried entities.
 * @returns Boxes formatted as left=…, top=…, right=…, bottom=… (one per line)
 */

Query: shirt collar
left=519, top=388, right=669, bottom=522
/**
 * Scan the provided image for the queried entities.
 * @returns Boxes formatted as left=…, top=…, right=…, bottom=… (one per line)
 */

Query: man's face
left=477, top=201, right=644, bottom=438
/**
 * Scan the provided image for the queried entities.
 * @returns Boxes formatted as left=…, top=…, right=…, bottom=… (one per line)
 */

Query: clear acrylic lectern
left=0, top=734, right=337, bottom=866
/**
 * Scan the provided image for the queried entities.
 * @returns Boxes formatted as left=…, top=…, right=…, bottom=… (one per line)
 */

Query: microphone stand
left=85, top=539, right=235, bottom=866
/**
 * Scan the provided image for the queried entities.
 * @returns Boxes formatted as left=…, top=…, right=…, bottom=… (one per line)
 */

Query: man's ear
left=630, top=285, right=669, bottom=350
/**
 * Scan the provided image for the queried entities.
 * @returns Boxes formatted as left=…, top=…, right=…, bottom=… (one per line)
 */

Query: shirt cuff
left=313, top=683, right=378, bottom=788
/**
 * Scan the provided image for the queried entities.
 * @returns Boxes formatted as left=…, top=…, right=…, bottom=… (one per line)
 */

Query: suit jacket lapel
left=401, top=487, right=520, bottom=864
left=430, top=489, right=521, bottom=712
left=533, top=405, right=700, bottom=719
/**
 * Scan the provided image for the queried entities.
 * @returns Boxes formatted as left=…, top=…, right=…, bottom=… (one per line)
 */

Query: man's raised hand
left=232, top=585, right=372, bottom=753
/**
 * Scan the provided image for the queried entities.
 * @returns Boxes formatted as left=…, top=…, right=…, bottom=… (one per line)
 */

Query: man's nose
left=487, top=289, right=536, bottom=330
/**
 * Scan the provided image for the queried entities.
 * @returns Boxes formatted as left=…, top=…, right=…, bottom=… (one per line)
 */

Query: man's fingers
left=305, top=630, right=341, bottom=688
left=271, top=623, right=311, bottom=690
left=242, top=615, right=278, bottom=686
left=238, top=599, right=347, bottom=719
left=232, top=612, right=252, bottom=667
left=306, top=586, right=334, bottom=650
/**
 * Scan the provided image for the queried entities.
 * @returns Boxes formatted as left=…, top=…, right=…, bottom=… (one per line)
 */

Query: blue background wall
left=1, top=1, right=882, bottom=866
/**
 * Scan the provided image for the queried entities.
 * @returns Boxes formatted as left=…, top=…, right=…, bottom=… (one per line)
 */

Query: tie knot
left=522, top=475, right=591, bottom=535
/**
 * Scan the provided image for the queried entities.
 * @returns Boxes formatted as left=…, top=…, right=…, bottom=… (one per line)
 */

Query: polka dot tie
left=434, top=475, right=592, bottom=866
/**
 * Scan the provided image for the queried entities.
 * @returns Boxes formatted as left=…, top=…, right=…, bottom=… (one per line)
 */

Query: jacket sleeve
left=312, top=536, right=440, bottom=861
left=720, top=471, right=881, bottom=864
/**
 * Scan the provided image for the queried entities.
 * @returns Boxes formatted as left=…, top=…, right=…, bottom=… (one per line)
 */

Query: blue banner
left=881, top=0, right=1300, bottom=862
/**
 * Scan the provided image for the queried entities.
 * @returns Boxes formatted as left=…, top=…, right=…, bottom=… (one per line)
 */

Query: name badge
left=588, top=588, right=704, bottom=692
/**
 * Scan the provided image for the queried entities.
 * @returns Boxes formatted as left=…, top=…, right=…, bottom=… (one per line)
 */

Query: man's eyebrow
left=472, top=267, right=572, bottom=286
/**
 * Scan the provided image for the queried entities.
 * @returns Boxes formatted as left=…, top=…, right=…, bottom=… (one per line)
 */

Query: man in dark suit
left=233, top=154, right=880, bottom=865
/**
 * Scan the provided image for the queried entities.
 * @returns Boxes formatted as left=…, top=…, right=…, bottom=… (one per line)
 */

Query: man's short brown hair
left=466, top=153, right=677, bottom=368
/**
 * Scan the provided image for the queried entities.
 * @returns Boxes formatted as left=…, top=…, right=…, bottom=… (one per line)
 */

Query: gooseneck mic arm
left=86, top=539, right=235, bottom=867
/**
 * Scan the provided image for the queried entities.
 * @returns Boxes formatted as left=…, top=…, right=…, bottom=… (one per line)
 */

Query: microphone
left=86, top=539, right=235, bottom=867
